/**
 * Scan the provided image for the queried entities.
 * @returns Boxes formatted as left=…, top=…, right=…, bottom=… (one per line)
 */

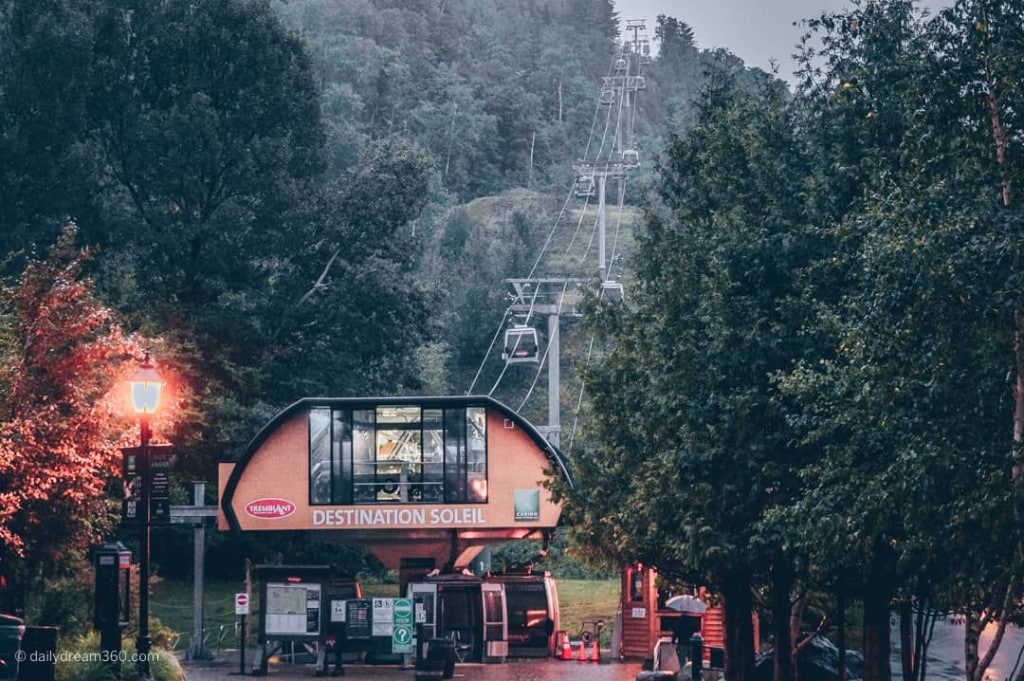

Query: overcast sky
left=617, top=0, right=950, bottom=82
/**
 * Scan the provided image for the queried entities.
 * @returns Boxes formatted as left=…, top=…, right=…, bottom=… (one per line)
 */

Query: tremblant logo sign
left=245, top=498, right=296, bottom=519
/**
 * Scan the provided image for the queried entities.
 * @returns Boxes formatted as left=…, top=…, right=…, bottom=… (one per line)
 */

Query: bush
left=25, top=574, right=95, bottom=638
left=54, top=632, right=184, bottom=681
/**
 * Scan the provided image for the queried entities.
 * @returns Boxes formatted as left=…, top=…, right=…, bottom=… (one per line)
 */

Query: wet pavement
left=182, top=656, right=646, bottom=681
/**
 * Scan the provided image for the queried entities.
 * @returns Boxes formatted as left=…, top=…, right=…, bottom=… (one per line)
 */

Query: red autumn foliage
left=0, top=226, right=152, bottom=574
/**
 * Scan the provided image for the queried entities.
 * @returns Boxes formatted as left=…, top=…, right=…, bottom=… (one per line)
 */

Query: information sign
left=372, top=598, right=394, bottom=637
left=148, top=447, right=171, bottom=524
left=264, top=583, right=321, bottom=636
left=345, top=600, right=371, bottom=639
left=120, top=444, right=173, bottom=524
left=121, top=450, right=142, bottom=522
left=392, top=625, right=413, bottom=654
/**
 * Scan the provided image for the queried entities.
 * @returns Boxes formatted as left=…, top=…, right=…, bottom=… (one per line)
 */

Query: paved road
left=183, top=658, right=647, bottom=681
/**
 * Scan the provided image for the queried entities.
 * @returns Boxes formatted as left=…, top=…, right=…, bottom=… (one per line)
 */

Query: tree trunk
left=898, top=599, right=914, bottom=681
left=722, top=569, right=756, bottom=681
left=964, top=607, right=981, bottom=681
left=773, top=562, right=795, bottom=681
left=837, top=589, right=847, bottom=681
left=915, top=606, right=938, bottom=681
left=862, top=577, right=892, bottom=681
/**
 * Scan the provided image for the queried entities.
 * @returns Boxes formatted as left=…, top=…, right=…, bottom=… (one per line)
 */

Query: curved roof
left=221, top=395, right=573, bottom=532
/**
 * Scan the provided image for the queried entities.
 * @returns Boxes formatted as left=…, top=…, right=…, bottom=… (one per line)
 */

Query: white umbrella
left=665, top=594, right=707, bottom=614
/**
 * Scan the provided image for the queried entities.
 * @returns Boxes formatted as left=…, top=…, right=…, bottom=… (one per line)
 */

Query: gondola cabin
left=575, top=175, right=596, bottom=198
left=615, top=57, right=627, bottom=70
left=407, top=574, right=508, bottom=663
left=622, top=150, right=640, bottom=169
left=600, top=280, right=625, bottom=306
left=485, top=570, right=559, bottom=658
left=600, top=88, right=615, bottom=105
left=503, top=325, right=539, bottom=364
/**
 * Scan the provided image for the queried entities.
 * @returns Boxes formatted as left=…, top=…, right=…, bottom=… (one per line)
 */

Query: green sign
left=514, top=488, right=540, bottom=521
left=392, top=598, right=414, bottom=653
left=393, top=598, right=413, bottom=625
left=392, top=624, right=413, bottom=653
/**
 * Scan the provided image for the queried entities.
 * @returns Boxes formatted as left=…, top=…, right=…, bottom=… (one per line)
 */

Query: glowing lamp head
left=130, top=351, right=164, bottom=415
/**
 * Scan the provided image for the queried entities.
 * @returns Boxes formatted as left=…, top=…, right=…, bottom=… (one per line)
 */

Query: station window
left=309, top=405, right=488, bottom=505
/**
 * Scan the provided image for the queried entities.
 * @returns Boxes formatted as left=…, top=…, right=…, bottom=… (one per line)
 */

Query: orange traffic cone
left=578, top=641, right=587, bottom=662
left=591, top=639, right=601, bottom=663
left=561, top=637, right=572, bottom=660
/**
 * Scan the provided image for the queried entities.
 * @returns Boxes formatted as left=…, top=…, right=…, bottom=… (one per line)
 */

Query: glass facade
left=309, top=404, right=488, bottom=505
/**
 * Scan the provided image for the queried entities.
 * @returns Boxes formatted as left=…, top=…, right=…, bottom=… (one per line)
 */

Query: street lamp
left=130, top=351, right=164, bottom=679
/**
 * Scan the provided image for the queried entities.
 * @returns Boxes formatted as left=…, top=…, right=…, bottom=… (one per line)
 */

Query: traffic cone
left=561, top=638, right=572, bottom=660
left=591, top=639, right=600, bottom=663
left=578, top=641, right=587, bottom=662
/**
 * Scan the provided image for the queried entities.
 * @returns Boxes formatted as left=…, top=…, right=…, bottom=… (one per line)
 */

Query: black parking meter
left=94, top=542, right=130, bottom=678
left=689, top=633, right=703, bottom=681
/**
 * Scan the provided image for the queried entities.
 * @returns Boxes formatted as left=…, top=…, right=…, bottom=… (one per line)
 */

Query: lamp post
left=130, top=351, right=164, bottom=679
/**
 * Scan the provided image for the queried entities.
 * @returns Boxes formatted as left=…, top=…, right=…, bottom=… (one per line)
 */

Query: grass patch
left=150, top=578, right=242, bottom=650
left=557, top=579, right=620, bottom=645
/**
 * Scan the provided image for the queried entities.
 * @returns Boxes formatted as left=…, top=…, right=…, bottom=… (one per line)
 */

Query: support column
left=597, top=175, right=607, bottom=282
left=191, top=482, right=212, bottom=661
left=547, top=313, right=560, bottom=448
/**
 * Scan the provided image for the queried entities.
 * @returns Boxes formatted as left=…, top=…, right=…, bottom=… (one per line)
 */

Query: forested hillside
left=266, top=0, right=775, bottom=407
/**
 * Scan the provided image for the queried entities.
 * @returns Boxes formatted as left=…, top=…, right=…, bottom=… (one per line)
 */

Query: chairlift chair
left=502, top=325, right=539, bottom=364
left=600, top=281, right=625, bottom=306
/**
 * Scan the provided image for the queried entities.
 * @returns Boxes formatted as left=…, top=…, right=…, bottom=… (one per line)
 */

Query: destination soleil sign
left=244, top=498, right=488, bottom=528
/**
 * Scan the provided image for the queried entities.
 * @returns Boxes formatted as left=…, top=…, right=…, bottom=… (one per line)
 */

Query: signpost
left=236, top=593, right=249, bottom=675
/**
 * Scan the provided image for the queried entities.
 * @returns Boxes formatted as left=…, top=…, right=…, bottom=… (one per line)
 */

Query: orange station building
left=218, top=396, right=572, bottom=575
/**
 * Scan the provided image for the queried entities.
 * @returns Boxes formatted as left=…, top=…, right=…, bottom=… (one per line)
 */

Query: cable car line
left=468, top=21, right=649, bottom=447
left=466, top=49, right=614, bottom=394
left=565, top=34, right=649, bottom=448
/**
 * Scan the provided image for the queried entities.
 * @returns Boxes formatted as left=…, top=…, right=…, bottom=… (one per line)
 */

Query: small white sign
left=331, top=600, right=346, bottom=623
left=415, top=603, right=427, bottom=624
left=372, top=598, right=394, bottom=637
left=235, top=593, right=250, bottom=616
left=631, top=607, right=646, bottom=619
